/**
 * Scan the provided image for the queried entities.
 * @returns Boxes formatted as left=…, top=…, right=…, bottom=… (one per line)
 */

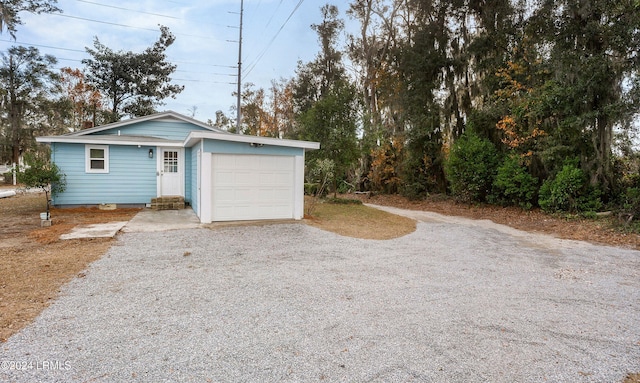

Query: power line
left=241, top=0, right=284, bottom=61
left=263, top=0, right=284, bottom=30
left=49, top=13, right=224, bottom=40
left=0, top=39, right=237, bottom=73
left=0, top=39, right=86, bottom=53
left=74, top=0, right=181, bottom=20
left=175, top=69, right=235, bottom=76
left=171, top=78, right=236, bottom=84
left=53, top=13, right=161, bottom=32
left=169, top=59, right=236, bottom=69
left=243, top=0, right=305, bottom=79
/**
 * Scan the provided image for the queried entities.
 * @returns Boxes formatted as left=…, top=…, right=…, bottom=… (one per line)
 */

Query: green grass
left=306, top=198, right=416, bottom=240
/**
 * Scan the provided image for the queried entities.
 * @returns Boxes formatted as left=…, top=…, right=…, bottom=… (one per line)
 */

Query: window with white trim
left=85, top=145, right=109, bottom=173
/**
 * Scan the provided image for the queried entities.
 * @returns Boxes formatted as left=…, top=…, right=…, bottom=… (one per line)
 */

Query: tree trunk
left=591, top=115, right=613, bottom=191
left=8, top=54, right=21, bottom=165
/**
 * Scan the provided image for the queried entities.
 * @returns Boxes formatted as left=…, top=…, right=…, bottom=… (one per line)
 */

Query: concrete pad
left=0, top=190, right=16, bottom=198
left=122, top=208, right=202, bottom=233
left=60, top=221, right=128, bottom=240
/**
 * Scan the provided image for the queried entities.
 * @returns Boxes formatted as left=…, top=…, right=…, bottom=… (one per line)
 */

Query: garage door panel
left=235, top=187, right=255, bottom=201
left=212, top=154, right=295, bottom=221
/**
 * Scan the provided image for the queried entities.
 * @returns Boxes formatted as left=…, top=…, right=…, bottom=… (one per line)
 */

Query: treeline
left=223, top=0, right=640, bottom=214
left=2, top=0, right=639, bottom=216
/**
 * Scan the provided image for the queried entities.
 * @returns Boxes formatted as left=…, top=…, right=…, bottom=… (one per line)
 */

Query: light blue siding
left=190, top=147, right=199, bottom=214
left=93, top=121, right=212, bottom=141
left=203, top=139, right=303, bottom=157
left=184, top=147, right=192, bottom=205
left=51, top=143, right=156, bottom=205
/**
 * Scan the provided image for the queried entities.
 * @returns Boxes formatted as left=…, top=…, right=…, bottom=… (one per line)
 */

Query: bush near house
left=538, top=162, right=602, bottom=213
left=491, top=155, right=539, bottom=209
left=18, top=156, right=66, bottom=214
left=445, top=132, right=499, bottom=203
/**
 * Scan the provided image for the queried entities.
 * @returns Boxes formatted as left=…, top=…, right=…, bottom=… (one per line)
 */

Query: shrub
left=445, top=132, right=499, bottom=202
left=538, top=162, right=602, bottom=213
left=2, top=170, right=15, bottom=185
left=369, top=137, right=404, bottom=194
left=326, top=198, right=362, bottom=205
left=491, top=155, right=538, bottom=209
left=305, top=158, right=335, bottom=216
left=616, top=187, right=640, bottom=224
left=304, top=183, right=319, bottom=196
left=18, top=156, right=66, bottom=217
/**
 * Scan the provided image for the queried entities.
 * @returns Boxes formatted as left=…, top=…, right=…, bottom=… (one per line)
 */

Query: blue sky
left=0, top=0, right=356, bottom=123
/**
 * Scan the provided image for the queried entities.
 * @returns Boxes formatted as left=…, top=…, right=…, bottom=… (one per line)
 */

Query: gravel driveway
left=1, top=208, right=639, bottom=382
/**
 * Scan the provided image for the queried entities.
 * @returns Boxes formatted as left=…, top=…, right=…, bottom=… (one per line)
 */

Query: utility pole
left=236, top=0, right=244, bottom=134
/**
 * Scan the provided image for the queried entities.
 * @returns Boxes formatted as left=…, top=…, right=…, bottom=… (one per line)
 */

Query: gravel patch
left=1, top=219, right=639, bottom=382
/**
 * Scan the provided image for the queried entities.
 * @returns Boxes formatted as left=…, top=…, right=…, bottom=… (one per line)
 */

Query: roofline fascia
left=36, top=136, right=183, bottom=147
left=183, top=131, right=320, bottom=150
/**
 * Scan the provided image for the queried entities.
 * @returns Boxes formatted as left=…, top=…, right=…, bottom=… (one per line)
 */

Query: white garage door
left=211, top=154, right=295, bottom=221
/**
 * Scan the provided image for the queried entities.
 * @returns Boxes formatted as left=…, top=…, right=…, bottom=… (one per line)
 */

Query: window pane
left=163, top=151, right=178, bottom=173
left=90, top=159, right=105, bottom=169
left=90, top=148, right=104, bottom=159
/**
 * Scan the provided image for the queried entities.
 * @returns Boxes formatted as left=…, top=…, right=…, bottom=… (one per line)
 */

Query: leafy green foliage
left=619, top=186, right=640, bottom=215
left=83, top=26, right=184, bottom=122
left=0, top=46, right=58, bottom=163
left=401, top=124, right=446, bottom=199
left=298, top=80, right=360, bottom=195
left=307, top=158, right=334, bottom=192
left=445, top=132, right=499, bottom=203
left=18, top=155, right=66, bottom=211
left=491, top=155, right=539, bottom=209
left=538, top=162, right=602, bottom=213
left=0, top=0, right=60, bottom=38
left=305, top=158, right=335, bottom=216
left=304, top=183, right=319, bottom=196
left=292, top=6, right=359, bottom=197
left=369, top=137, right=404, bottom=194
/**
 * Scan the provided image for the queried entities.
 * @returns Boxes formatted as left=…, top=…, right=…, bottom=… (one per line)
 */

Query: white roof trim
left=183, top=131, right=320, bottom=150
left=67, top=110, right=225, bottom=136
left=36, top=135, right=183, bottom=147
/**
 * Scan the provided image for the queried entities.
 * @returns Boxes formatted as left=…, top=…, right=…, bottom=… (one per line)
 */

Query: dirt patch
left=0, top=192, right=139, bottom=341
left=305, top=198, right=416, bottom=240
left=348, top=193, right=640, bottom=250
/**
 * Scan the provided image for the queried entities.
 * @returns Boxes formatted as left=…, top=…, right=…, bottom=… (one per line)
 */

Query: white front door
left=158, top=148, right=184, bottom=196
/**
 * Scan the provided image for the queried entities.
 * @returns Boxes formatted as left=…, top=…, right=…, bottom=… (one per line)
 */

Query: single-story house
left=36, top=111, right=319, bottom=223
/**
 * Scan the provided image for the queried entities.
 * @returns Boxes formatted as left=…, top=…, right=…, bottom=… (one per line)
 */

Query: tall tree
left=347, top=0, right=404, bottom=188
left=532, top=0, right=640, bottom=193
left=294, top=4, right=360, bottom=193
left=311, top=4, right=346, bottom=97
left=59, top=67, right=105, bottom=131
left=0, top=46, right=57, bottom=164
left=299, top=80, right=360, bottom=196
left=238, top=83, right=267, bottom=136
left=82, top=26, right=184, bottom=122
left=0, top=0, right=60, bottom=38
left=268, top=78, right=296, bottom=139
left=395, top=0, right=453, bottom=194
left=293, top=4, right=347, bottom=113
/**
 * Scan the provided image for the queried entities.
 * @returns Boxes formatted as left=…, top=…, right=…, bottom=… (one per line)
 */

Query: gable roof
left=67, top=110, right=225, bottom=136
left=36, top=111, right=320, bottom=150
